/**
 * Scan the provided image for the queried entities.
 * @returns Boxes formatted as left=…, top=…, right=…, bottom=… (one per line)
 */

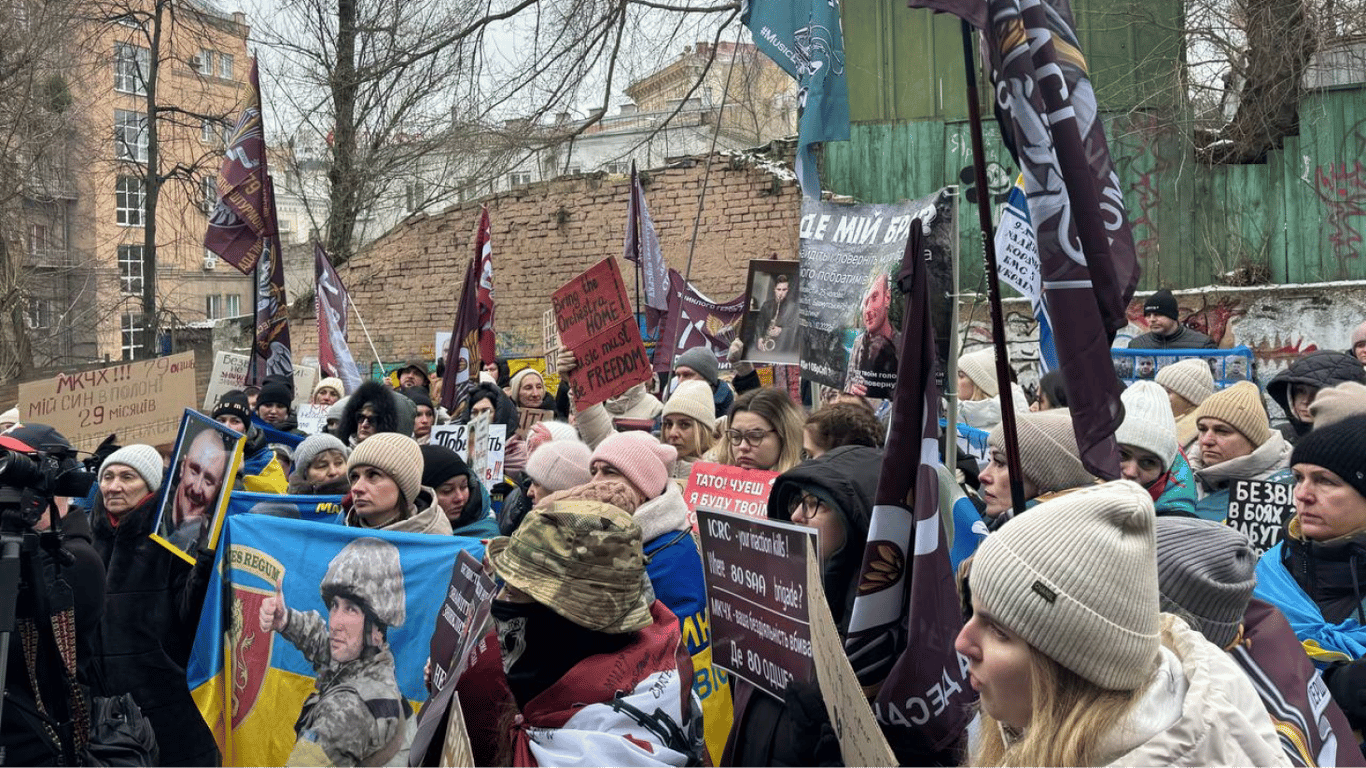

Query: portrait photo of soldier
left=741, top=261, right=800, bottom=365
left=258, top=537, right=409, bottom=767
left=844, top=269, right=900, bottom=398
left=154, top=411, right=242, bottom=559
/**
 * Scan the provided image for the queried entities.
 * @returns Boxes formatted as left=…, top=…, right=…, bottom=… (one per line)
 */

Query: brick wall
left=316, top=148, right=803, bottom=364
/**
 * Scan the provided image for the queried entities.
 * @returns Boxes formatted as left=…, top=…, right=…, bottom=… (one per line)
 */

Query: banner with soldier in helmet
left=187, top=514, right=486, bottom=766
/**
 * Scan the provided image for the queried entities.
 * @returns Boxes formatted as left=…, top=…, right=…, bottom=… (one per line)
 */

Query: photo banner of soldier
left=682, top=462, right=780, bottom=531
left=315, top=242, right=364, bottom=394
left=551, top=258, right=651, bottom=409
left=17, top=352, right=196, bottom=452
left=798, top=188, right=957, bottom=397
left=740, top=260, right=801, bottom=366
left=204, top=58, right=270, bottom=275
left=1110, top=346, right=1255, bottom=388
left=150, top=410, right=246, bottom=565
left=223, top=490, right=345, bottom=526
left=654, top=269, right=747, bottom=373
left=188, top=514, right=487, bottom=767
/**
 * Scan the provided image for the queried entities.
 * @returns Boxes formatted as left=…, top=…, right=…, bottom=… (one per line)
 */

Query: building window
left=225, top=294, right=240, bottom=317
left=202, top=176, right=218, bottom=212
left=218, top=52, right=233, bottom=80
left=114, top=109, right=148, bottom=163
left=206, top=294, right=222, bottom=319
left=201, top=119, right=216, bottom=143
left=26, top=299, right=53, bottom=329
left=115, top=176, right=144, bottom=226
left=196, top=49, right=214, bottom=76
left=118, top=244, right=144, bottom=296
left=509, top=172, right=532, bottom=187
left=28, top=223, right=51, bottom=260
left=605, top=161, right=628, bottom=175
left=114, top=43, right=149, bottom=95
left=121, top=312, right=143, bottom=360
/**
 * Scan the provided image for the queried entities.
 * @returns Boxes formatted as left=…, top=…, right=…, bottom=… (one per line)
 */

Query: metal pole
left=349, top=297, right=386, bottom=379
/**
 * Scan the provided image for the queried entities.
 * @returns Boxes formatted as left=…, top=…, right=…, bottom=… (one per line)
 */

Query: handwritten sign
left=697, top=508, right=815, bottom=701
left=551, top=257, right=631, bottom=351
left=566, top=319, right=652, bottom=410
left=17, top=352, right=197, bottom=452
left=295, top=403, right=330, bottom=435
left=428, top=423, right=506, bottom=485
left=202, top=351, right=317, bottom=410
left=683, top=462, right=780, bottom=531
left=516, top=408, right=553, bottom=438
left=551, top=259, right=651, bottom=410
left=1226, top=479, right=1295, bottom=555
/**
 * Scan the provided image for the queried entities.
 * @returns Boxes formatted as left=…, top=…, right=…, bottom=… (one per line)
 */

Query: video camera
left=0, top=438, right=95, bottom=532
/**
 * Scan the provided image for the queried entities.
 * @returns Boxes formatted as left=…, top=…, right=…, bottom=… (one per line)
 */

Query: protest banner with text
left=1226, top=479, right=1295, bottom=555
left=683, top=462, right=780, bottom=531
left=429, top=423, right=506, bottom=484
left=552, top=258, right=651, bottom=409
left=203, top=351, right=317, bottom=410
left=18, top=352, right=197, bottom=451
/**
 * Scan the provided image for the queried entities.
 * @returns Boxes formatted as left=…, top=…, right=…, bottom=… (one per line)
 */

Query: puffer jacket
left=1146, top=450, right=1198, bottom=517
left=1189, top=432, right=1293, bottom=521
left=1268, top=351, right=1366, bottom=439
left=955, top=382, right=1030, bottom=432
left=1100, top=616, right=1290, bottom=766
left=344, top=487, right=453, bottom=535
left=91, top=494, right=218, bottom=766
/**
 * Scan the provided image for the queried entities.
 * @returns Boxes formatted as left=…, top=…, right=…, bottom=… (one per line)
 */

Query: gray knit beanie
left=971, top=480, right=1162, bottom=691
left=291, top=433, right=349, bottom=482
left=347, top=432, right=423, bottom=505
left=99, top=445, right=165, bottom=495
left=1155, top=358, right=1215, bottom=407
left=987, top=410, right=1094, bottom=493
left=1154, top=517, right=1256, bottom=649
left=674, top=347, right=719, bottom=387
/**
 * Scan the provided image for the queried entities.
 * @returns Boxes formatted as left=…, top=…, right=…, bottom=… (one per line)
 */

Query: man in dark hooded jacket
left=1267, top=350, right=1366, bottom=442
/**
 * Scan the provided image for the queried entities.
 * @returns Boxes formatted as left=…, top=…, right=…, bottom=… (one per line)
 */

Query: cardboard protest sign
left=188, top=514, right=487, bottom=766
left=150, top=410, right=246, bottom=565
left=439, top=698, right=474, bottom=768
left=798, top=189, right=956, bottom=397
left=552, top=258, right=652, bottom=409
left=409, top=550, right=497, bottom=767
left=566, top=318, right=652, bottom=409
left=224, top=490, right=345, bottom=526
left=516, top=407, right=554, bottom=438
left=1226, top=479, right=1295, bottom=555
left=428, top=423, right=506, bottom=484
left=683, top=462, right=780, bottom=531
left=697, top=508, right=816, bottom=701
left=804, top=536, right=898, bottom=766
left=551, top=257, right=632, bottom=350
left=1109, top=346, right=1254, bottom=389
left=429, top=424, right=471, bottom=455
left=740, top=260, right=801, bottom=365
left=294, top=403, right=331, bottom=435
left=17, top=352, right=196, bottom=452
left=203, top=351, right=317, bottom=410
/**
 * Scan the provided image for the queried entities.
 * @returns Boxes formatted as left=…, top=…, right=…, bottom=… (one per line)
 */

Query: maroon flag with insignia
left=473, top=207, right=496, bottom=363
left=205, top=58, right=273, bottom=275
left=440, top=257, right=482, bottom=413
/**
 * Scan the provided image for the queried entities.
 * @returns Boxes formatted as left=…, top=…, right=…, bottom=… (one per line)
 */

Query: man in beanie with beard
left=1128, top=289, right=1217, bottom=349
left=1189, top=381, right=1293, bottom=521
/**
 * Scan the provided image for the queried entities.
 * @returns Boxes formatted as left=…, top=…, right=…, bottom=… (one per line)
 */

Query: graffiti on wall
left=1315, top=159, right=1366, bottom=268
left=1117, top=114, right=1174, bottom=263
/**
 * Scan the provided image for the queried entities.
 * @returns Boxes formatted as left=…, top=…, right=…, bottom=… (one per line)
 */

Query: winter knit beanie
left=1115, top=381, right=1179, bottom=471
left=1155, top=358, right=1215, bottom=407
left=313, top=377, right=345, bottom=400
left=1310, top=381, right=1366, bottom=430
left=674, top=347, right=719, bottom=387
left=971, top=480, right=1162, bottom=691
left=347, top=432, right=423, bottom=505
left=1143, top=289, right=1180, bottom=321
left=257, top=380, right=293, bottom=409
left=401, top=386, right=433, bottom=411
left=508, top=368, right=545, bottom=402
left=212, top=389, right=252, bottom=426
left=988, top=410, right=1094, bottom=494
left=291, top=433, right=349, bottom=482
left=663, top=379, right=717, bottom=428
left=590, top=431, right=678, bottom=500
left=1194, top=381, right=1272, bottom=447
left=958, top=347, right=1000, bottom=397
left=537, top=479, right=640, bottom=515
left=1154, top=516, right=1257, bottom=649
left=419, top=444, right=470, bottom=488
left=526, top=440, right=593, bottom=493
left=1352, top=320, right=1366, bottom=350
left=527, top=421, right=580, bottom=455
left=99, top=445, right=164, bottom=495
left=1290, top=414, right=1366, bottom=502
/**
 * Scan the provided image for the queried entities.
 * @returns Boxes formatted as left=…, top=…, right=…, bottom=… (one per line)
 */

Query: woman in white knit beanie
left=956, top=347, right=1029, bottom=431
left=957, top=481, right=1289, bottom=766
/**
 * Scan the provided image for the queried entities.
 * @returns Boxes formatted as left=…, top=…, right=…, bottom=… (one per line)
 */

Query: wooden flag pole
left=960, top=19, right=1027, bottom=518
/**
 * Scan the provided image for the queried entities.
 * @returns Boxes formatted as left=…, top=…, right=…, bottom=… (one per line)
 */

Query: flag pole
left=348, top=297, right=386, bottom=378
left=960, top=19, right=1027, bottom=517
left=944, top=193, right=962, bottom=465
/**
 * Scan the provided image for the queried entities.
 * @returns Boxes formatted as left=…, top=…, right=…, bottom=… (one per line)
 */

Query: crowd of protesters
left=4, top=306, right=1366, bottom=768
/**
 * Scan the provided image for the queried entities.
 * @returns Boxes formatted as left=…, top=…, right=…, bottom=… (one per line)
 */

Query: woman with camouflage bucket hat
left=456, top=499, right=704, bottom=767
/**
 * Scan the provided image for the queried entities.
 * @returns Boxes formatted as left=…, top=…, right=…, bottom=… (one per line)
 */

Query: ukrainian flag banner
left=188, top=513, right=486, bottom=766
left=224, top=490, right=345, bottom=526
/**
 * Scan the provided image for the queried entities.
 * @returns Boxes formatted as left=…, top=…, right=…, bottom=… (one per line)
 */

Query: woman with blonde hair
left=659, top=379, right=716, bottom=480
left=958, top=481, right=1288, bottom=766
left=714, top=387, right=804, bottom=473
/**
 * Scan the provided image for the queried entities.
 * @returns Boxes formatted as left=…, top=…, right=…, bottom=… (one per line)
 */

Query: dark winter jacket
left=462, top=382, right=520, bottom=435
left=1128, top=325, right=1218, bottom=349
left=91, top=493, right=219, bottom=766
left=1268, top=350, right=1366, bottom=439
left=338, top=380, right=416, bottom=443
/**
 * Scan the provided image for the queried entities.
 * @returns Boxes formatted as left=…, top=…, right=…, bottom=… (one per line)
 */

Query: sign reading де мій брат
left=696, top=508, right=815, bottom=701
left=1225, top=479, right=1295, bottom=555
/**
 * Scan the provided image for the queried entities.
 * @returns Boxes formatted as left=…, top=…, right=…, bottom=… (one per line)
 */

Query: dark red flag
left=314, top=243, right=362, bottom=392
left=474, top=208, right=496, bottom=363
left=205, top=59, right=273, bottom=275
left=441, top=257, right=482, bottom=413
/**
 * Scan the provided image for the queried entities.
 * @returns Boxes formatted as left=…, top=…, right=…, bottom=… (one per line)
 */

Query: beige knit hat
left=1155, top=358, right=1214, bottom=407
left=1194, top=381, right=1271, bottom=446
left=958, top=347, right=999, bottom=397
left=1310, top=381, right=1366, bottom=429
left=662, top=379, right=716, bottom=428
left=1115, top=381, right=1178, bottom=471
left=971, top=480, right=1162, bottom=691
left=347, top=432, right=423, bottom=504
left=988, top=411, right=1094, bottom=493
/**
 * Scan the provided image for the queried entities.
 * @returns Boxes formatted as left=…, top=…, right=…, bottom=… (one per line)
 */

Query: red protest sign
left=551, top=257, right=631, bottom=351
left=683, top=461, right=780, bottom=531
left=564, top=318, right=652, bottom=410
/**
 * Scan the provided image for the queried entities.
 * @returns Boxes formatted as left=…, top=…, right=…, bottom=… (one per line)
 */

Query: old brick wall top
left=330, top=150, right=803, bottom=362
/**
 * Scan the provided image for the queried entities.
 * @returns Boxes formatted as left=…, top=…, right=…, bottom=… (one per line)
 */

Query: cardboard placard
left=294, top=403, right=331, bottom=435
left=439, top=697, right=474, bottom=768
left=683, top=462, right=781, bottom=531
left=149, top=410, right=246, bottom=565
left=543, top=309, right=559, bottom=356
left=202, top=351, right=317, bottom=409
left=428, top=423, right=506, bottom=485
left=564, top=318, right=652, bottom=410
left=697, top=508, right=816, bottom=701
left=551, top=257, right=631, bottom=351
left=17, top=352, right=197, bottom=452
left=516, top=408, right=554, bottom=439
left=805, top=537, right=898, bottom=767
left=1226, top=479, right=1295, bottom=555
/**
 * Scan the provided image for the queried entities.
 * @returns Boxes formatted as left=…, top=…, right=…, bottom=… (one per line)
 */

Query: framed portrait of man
left=739, top=260, right=801, bottom=366
left=151, top=409, right=246, bottom=564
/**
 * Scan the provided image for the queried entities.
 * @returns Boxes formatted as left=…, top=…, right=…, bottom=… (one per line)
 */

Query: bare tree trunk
left=0, top=238, right=35, bottom=380
left=325, top=0, right=359, bottom=265
left=137, top=0, right=166, bottom=358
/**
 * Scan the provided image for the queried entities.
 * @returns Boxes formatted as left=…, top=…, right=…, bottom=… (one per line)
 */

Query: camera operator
left=0, top=424, right=104, bottom=765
